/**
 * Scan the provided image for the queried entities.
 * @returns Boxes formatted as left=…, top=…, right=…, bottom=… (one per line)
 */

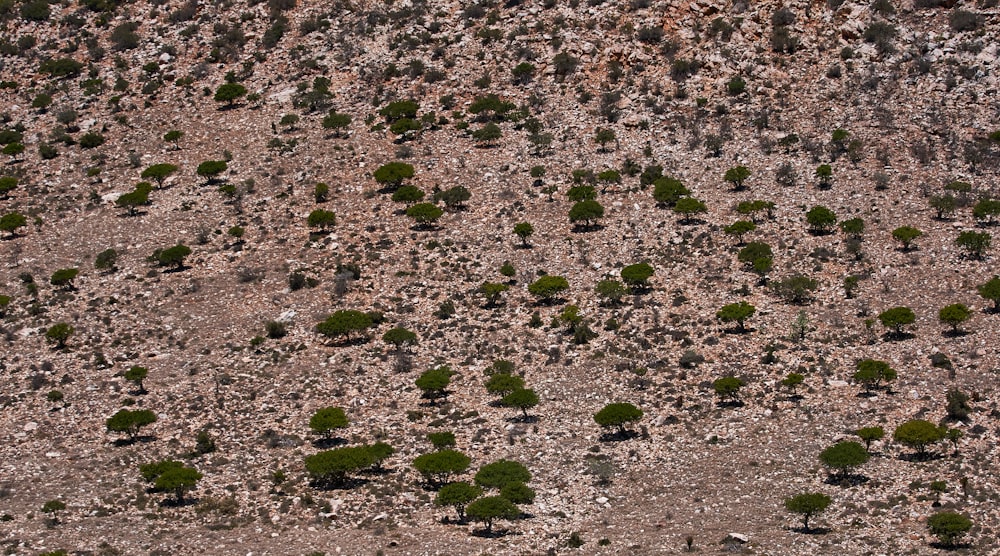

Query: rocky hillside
left=1, top=0, right=999, bottom=554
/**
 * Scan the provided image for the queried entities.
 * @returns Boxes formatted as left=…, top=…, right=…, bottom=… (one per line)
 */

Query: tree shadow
left=785, top=394, right=804, bottom=403
left=570, top=223, right=605, bottom=233
left=792, top=526, right=831, bottom=535
left=309, top=476, right=369, bottom=491
left=409, top=223, right=441, bottom=232
left=715, top=400, right=745, bottom=409
left=162, top=265, right=188, bottom=274
left=599, top=430, right=638, bottom=442
left=505, top=415, right=538, bottom=424
left=678, top=218, right=707, bottom=226
left=117, top=210, right=149, bottom=218
left=855, top=391, right=877, bottom=399
left=160, top=496, right=199, bottom=508
left=471, top=527, right=514, bottom=538
left=942, top=329, right=968, bottom=339
left=722, top=326, right=753, bottom=335
left=898, top=451, right=944, bottom=463
left=881, top=331, right=915, bottom=342
left=312, top=437, right=347, bottom=449
left=929, top=541, right=972, bottom=551
left=824, top=473, right=869, bottom=487
left=112, top=435, right=156, bottom=447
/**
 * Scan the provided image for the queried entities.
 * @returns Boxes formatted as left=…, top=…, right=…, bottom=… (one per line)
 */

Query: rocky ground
left=1, top=0, right=999, bottom=554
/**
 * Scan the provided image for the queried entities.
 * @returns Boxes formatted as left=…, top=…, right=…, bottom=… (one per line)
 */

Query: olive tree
left=713, top=376, right=744, bottom=404
left=955, top=230, right=991, bottom=259
left=716, top=301, right=755, bottom=332
left=106, top=409, right=157, bottom=442
left=466, top=496, right=520, bottom=535
left=568, top=200, right=604, bottom=229
left=593, top=402, right=642, bottom=436
left=412, top=449, right=471, bottom=486
left=527, top=275, right=568, bottom=304
left=309, top=406, right=348, bottom=439
left=435, top=481, right=482, bottom=523
left=620, top=263, right=653, bottom=292
left=784, top=492, right=831, bottom=532
left=723, top=165, right=751, bottom=190
left=852, top=359, right=897, bottom=394
left=938, top=303, right=971, bottom=334
left=878, top=306, right=916, bottom=337
left=819, top=441, right=869, bottom=480
left=123, top=365, right=149, bottom=394
left=316, top=310, right=373, bottom=343
left=673, top=197, right=707, bottom=224
left=513, top=222, right=534, bottom=247
left=805, top=205, right=837, bottom=234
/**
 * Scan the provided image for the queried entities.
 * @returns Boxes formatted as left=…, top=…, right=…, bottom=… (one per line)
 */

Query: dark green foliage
left=724, top=220, right=756, bottom=243
left=307, top=209, right=336, bottom=231
left=878, top=306, right=916, bottom=336
left=412, top=449, right=471, bottom=485
left=723, top=165, right=751, bottom=189
left=893, top=419, right=945, bottom=457
left=805, top=205, right=837, bottom=233
left=527, top=275, right=569, bottom=303
left=79, top=132, right=105, bottom=149
left=726, top=76, right=746, bottom=95
left=485, top=373, right=524, bottom=398
left=512, top=62, right=535, bottom=84
left=141, top=460, right=201, bottom=503
left=500, top=481, right=535, bottom=504
left=322, top=111, right=352, bottom=136
left=595, top=279, right=628, bottom=306
left=379, top=100, right=419, bottom=122
left=814, top=164, right=832, bottom=188
left=39, top=58, right=84, bottom=78
left=594, top=127, right=615, bottom=151
left=383, top=327, right=417, bottom=349
left=738, top=242, right=773, bottom=268
left=673, top=197, right=707, bottom=224
left=567, top=184, right=596, bottom=202
left=784, top=492, right=831, bottom=532
left=568, top=200, right=604, bottom=229
left=839, top=217, right=864, bottom=238
left=309, top=406, right=348, bottom=438
left=472, top=123, right=502, bottom=145
left=1, top=211, right=27, bottom=236
left=938, top=303, right=971, bottom=333
left=955, top=231, right=991, bottom=259
left=305, top=446, right=376, bottom=486
left=863, top=21, right=897, bottom=54
left=852, top=359, right=897, bottom=394
left=196, top=160, right=228, bottom=182
left=427, top=432, right=456, bottom=450
left=927, top=512, right=972, bottom=547
left=716, top=301, right=755, bottom=331
left=153, top=244, right=191, bottom=269
left=475, top=460, right=531, bottom=490
left=513, top=222, right=534, bottom=247
left=140, top=163, right=178, bottom=186
left=50, top=268, right=79, bottom=290
left=949, top=10, right=981, bottom=33
left=651, top=177, right=690, bottom=207
left=416, top=366, right=453, bottom=403
left=434, top=186, right=471, bottom=210
left=856, top=426, right=885, bottom=451
left=501, top=388, right=539, bottom=419
left=45, top=322, right=74, bottom=348
left=466, top=496, right=520, bottom=534
left=391, top=185, right=424, bottom=204
left=620, top=263, right=654, bottom=291
left=945, top=389, right=971, bottom=422
left=479, top=282, right=510, bottom=308
left=973, top=199, right=1000, bottom=225
left=929, top=194, right=956, bottom=219
left=435, top=481, right=481, bottom=522
left=214, top=82, right=247, bottom=105
left=116, top=184, right=151, bottom=216
left=978, top=275, right=1000, bottom=311
left=593, top=402, right=642, bottom=434
left=891, top=226, right=922, bottom=250
left=712, top=376, right=744, bottom=403
left=771, top=274, right=818, bottom=304
left=0, top=176, right=17, bottom=198
left=106, top=409, right=157, bottom=441
left=819, top=441, right=869, bottom=478
left=781, top=373, right=804, bottom=394
left=406, top=202, right=444, bottom=227
left=95, top=248, right=118, bottom=272
left=20, top=0, right=49, bottom=21
left=123, top=365, right=148, bottom=393
left=316, top=310, right=373, bottom=342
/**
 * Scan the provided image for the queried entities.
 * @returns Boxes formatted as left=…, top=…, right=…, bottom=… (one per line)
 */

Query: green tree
left=435, top=481, right=482, bottom=523
left=595, top=279, right=628, bottom=306
left=106, top=409, right=157, bottom=442
left=772, top=274, right=819, bottom=304
left=391, top=185, right=424, bottom=205
left=435, top=186, right=472, bottom=210
left=45, top=322, right=74, bottom=349
left=214, top=82, right=247, bottom=106
left=305, top=446, right=376, bottom=487
left=723, top=165, right=751, bottom=190
left=893, top=419, right=945, bottom=458
left=938, top=303, right=971, bottom=334
left=427, top=431, right=456, bottom=450
left=784, top=492, right=831, bottom=532
left=712, top=376, right=744, bottom=404
left=501, top=388, right=539, bottom=420
left=852, top=359, right=897, bottom=394
left=955, top=230, right=991, bottom=259
left=379, top=99, right=419, bottom=122
left=0, top=176, right=17, bottom=199
left=116, top=186, right=151, bottom=216
left=196, top=160, right=228, bottom=184
left=39, top=58, right=84, bottom=78
left=412, top=449, right=471, bottom=486
left=673, top=197, right=707, bottom=224
left=806, top=205, right=837, bottom=234
left=527, top=275, right=569, bottom=303
left=511, top=62, right=535, bottom=84
left=140, top=163, right=178, bottom=187
left=567, top=184, right=596, bottom=202
left=372, top=161, right=414, bottom=191
left=593, top=402, right=642, bottom=436
left=513, top=222, right=534, bottom=247
left=154, top=465, right=202, bottom=504
left=154, top=244, right=192, bottom=269
left=738, top=241, right=773, bottom=268
left=819, top=441, right=869, bottom=480
left=652, top=177, right=690, bottom=207
left=929, top=194, right=957, bottom=219
left=891, top=226, right=922, bottom=251
left=406, top=202, right=444, bottom=228
left=927, top=512, right=972, bottom=548
left=94, top=248, right=118, bottom=272
left=878, top=306, right=916, bottom=337
left=500, top=481, right=535, bottom=504
left=41, top=500, right=66, bottom=524
left=839, top=217, right=864, bottom=239
left=724, top=220, right=756, bottom=244
left=475, top=460, right=531, bottom=490
left=124, top=365, right=148, bottom=394
left=466, top=496, right=520, bottom=535
left=322, top=110, right=352, bottom=137
left=163, top=129, right=183, bottom=149
left=855, top=426, right=885, bottom=452
left=416, top=366, right=453, bottom=404
left=716, top=301, right=755, bottom=332
left=978, top=275, right=1000, bottom=312
left=485, top=373, right=524, bottom=398
left=3, top=142, right=25, bottom=159
left=472, top=123, right=502, bottom=146
left=568, top=200, right=604, bottom=229
left=316, top=310, right=373, bottom=343
left=309, top=406, right=348, bottom=439
left=0, top=211, right=27, bottom=237
left=307, top=209, right=336, bottom=231
left=814, top=164, right=833, bottom=188
left=781, top=372, right=804, bottom=396
left=945, top=388, right=972, bottom=422
left=479, top=282, right=510, bottom=308
left=973, top=198, right=1000, bottom=226
left=50, top=268, right=79, bottom=290
left=620, top=263, right=654, bottom=292
left=383, top=327, right=417, bottom=350
left=594, top=127, right=616, bottom=152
